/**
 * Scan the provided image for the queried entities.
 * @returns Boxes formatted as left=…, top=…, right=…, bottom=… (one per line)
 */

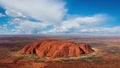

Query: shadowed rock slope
left=21, top=40, right=94, bottom=58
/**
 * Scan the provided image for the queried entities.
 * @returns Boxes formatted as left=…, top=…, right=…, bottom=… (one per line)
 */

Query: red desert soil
left=21, top=40, right=94, bottom=58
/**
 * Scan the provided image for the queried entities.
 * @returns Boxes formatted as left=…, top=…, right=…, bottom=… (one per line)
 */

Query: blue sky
left=65, top=0, right=120, bottom=26
left=0, top=0, right=120, bottom=35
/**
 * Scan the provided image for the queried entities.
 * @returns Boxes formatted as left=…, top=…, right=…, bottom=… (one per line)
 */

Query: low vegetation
left=0, top=36, right=120, bottom=68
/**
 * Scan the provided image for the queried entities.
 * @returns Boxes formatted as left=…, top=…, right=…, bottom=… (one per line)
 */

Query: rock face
left=21, top=40, right=94, bottom=58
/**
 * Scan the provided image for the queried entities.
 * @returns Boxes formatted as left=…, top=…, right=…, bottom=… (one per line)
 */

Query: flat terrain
left=0, top=35, right=120, bottom=68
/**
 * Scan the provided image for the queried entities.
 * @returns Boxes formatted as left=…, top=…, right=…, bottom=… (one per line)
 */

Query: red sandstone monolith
left=21, top=40, right=94, bottom=58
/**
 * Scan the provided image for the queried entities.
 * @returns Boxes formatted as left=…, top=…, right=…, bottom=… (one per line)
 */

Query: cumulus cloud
left=5, top=9, right=26, bottom=18
left=0, top=13, right=4, bottom=17
left=0, top=0, right=117, bottom=35
left=0, top=24, right=8, bottom=34
left=78, top=26, right=120, bottom=35
left=48, top=26, right=120, bottom=35
left=9, top=18, right=53, bottom=34
left=8, top=14, right=110, bottom=34
left=49, top=14, right=110, bottom=33
left=0, top=0, right=67, bottom=22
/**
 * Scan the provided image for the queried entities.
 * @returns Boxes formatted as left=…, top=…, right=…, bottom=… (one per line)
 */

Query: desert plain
left=0, top=35, right=120, bottom=68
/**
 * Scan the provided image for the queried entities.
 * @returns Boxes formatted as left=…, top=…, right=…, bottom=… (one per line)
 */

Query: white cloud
left=0, top=0, right=117, bottom=35
left=10, top=19, right=52, bottom=34
left=0, top=13, right=5, bottom=17
left=0, top=24, right=8, bottom=33
left=1, top=13, right=112, bottom=34
left=49, top=14, right=110, bottom=33
left=48, top=26, right=120, bottom=35
left=78, top=26, right=120, bottom=35
left=5, top=9, right=26, bottom=18
left=0, top=0, right=67, bottom=22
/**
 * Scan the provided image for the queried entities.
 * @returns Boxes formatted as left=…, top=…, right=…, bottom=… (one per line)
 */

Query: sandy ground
left=0, top=35, right=120, bottom=68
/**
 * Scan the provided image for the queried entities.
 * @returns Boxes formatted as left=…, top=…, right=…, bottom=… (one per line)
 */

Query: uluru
left=21, top=40, right=94, bottom=58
